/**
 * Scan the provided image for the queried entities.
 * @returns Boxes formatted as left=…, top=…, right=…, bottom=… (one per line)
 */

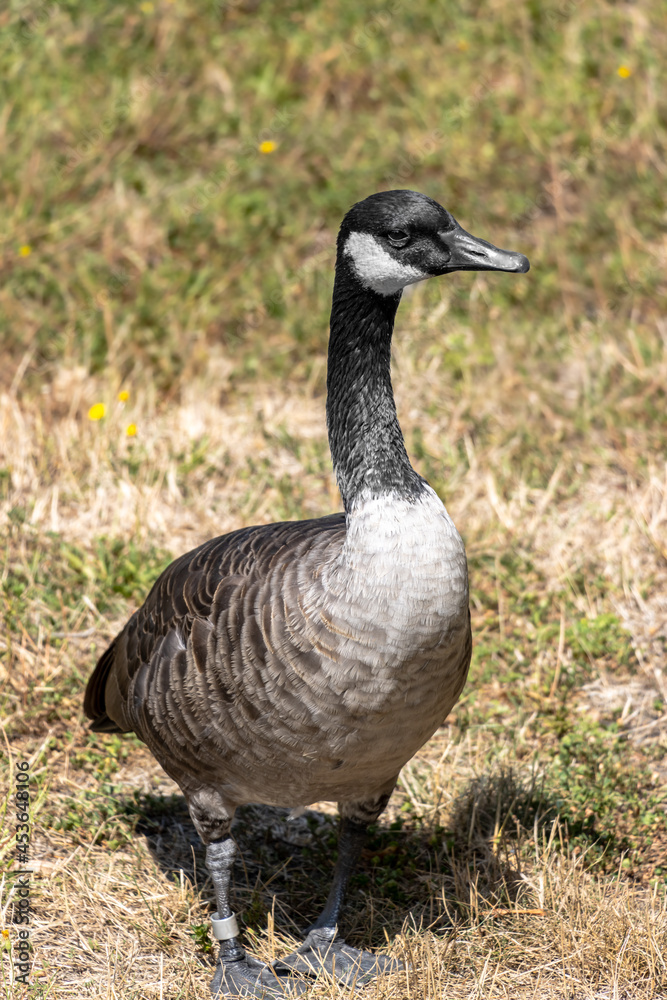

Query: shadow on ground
left=119, top=766, right=566, bottom=955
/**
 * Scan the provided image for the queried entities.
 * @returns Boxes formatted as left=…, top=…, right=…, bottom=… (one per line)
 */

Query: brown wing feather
left=84, top=514, right=346, bottom=734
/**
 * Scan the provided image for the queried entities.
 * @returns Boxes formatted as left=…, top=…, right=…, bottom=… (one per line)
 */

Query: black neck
left=326, top=256, right=423, bottom=511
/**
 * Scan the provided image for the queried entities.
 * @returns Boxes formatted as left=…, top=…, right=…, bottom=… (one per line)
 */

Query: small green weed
left=190, top=923, right=214, bottom=955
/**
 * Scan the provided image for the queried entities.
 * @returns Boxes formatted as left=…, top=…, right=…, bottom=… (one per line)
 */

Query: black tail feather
left=89, top=713, right=123, bottom=733
left=84, top=639, right=117, bottom=724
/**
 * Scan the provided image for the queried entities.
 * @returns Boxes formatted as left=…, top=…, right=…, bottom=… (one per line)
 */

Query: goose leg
left=207, top=836, right=261, bottom=998
left=307, top=816, right=368, bottom=934
left=188, top=788, right=306, bottom=999
left=273, top=811, right=400, bottom=986
left=207, top=837, right=309, bottom=998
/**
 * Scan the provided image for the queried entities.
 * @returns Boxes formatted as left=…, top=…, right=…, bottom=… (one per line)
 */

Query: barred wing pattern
left=85, top=510, right=471, bottom=814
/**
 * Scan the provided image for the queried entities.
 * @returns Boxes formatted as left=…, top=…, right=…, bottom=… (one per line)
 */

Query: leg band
left=211, top=911, right=240, bottom=940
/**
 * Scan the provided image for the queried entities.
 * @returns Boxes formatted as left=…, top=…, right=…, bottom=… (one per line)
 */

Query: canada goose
left=84, top=189, right=529, bottom=997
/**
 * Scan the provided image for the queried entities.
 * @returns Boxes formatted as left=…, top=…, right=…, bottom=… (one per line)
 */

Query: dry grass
left=2, top=0, right=667, bottom=996
left=2, top=325, right=667, bottom=997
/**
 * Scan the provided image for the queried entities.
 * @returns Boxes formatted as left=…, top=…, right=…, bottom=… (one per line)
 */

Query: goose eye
left=387, top=230, right=410, bottom=247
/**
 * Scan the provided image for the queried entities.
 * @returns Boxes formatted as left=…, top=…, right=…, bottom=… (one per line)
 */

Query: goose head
left=338, top=189, right=529, bottom=297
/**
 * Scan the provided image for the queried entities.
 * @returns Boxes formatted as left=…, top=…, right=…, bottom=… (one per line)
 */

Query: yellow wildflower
left=126, top=423, right=137, bottom=437
left=88, top=403, right=106, bottom=421
left=1, top=930, right=9, bottom=938
left=19, top=245, right=31, bottom=257
left=456, top=39, right=469, bottom=51
left=259, top=140, right=277, bottom=154
left=617, top=65, right=631, bottom=78
left=140, top=1, right=154, bottom=12
left=118, top=389, right=129, bottom=402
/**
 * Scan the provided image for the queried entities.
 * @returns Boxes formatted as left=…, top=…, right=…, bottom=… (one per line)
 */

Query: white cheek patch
left=343, top=231, right=429, bottom=296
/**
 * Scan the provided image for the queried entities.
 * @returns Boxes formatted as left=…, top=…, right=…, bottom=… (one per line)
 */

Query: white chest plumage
left=315, top=485, right=469, bottom=664
left=273, top=485, right=470, bottom=809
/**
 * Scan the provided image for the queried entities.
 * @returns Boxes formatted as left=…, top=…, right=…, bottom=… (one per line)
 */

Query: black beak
left=438, top=223, right=530, bottom=274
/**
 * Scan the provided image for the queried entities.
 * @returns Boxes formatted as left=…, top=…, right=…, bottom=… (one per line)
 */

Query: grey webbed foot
left=211, top=949, right=310, bottom=998
left=272, top=927, right=401, bottom=988
left=210, top=951, right=264, bottom=998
